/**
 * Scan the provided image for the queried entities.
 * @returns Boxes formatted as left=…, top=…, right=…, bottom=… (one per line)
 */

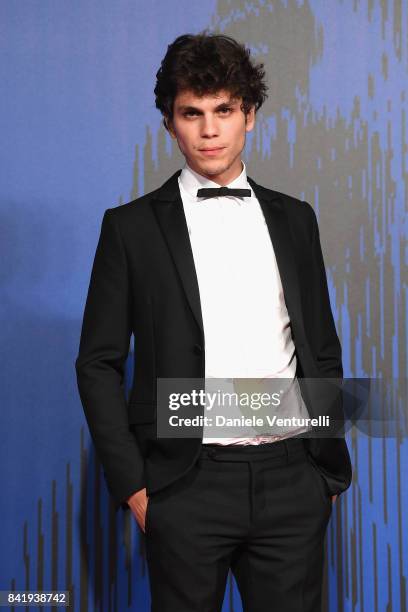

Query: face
left=166, top=89, right=255, bottom=185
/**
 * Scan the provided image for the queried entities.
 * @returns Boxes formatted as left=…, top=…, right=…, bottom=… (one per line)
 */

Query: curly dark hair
left=154, top=31, right=268, bottom=131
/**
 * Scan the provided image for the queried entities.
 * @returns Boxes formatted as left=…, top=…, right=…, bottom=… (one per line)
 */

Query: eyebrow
left=176, top=100, right=237, bottom=113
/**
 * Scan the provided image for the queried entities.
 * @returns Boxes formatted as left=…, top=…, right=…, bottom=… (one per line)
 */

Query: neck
left=187, top=159, right=244, bottom=186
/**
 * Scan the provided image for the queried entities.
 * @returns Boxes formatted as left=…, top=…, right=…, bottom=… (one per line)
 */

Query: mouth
left=198, top=147, right=225, bottom=156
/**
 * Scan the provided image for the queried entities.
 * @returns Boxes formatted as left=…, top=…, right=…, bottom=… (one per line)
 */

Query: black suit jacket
left=75, top=169, right=352, bottom=512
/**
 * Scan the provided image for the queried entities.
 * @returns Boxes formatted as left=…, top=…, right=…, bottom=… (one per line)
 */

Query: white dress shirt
left=178, top=160, right=311, bottom=444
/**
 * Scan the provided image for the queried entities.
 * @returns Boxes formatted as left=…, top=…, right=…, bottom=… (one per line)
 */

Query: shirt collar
left=179, top=160, right=251, bottom=199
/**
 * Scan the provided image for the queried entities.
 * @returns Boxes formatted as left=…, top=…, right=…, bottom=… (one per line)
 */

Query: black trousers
left=145, top=437, right=333, bottom=612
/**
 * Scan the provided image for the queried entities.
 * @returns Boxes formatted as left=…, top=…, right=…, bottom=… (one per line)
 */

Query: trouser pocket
left=307, top=459, right=332, bottom=510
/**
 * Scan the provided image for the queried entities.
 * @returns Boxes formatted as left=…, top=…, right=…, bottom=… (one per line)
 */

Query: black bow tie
left=196, top=187, right=251, bottom=199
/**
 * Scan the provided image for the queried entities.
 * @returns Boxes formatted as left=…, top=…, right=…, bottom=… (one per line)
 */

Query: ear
left=245, top=105, right=256, bottom=133
left=165, top=115, right=176, bottom=138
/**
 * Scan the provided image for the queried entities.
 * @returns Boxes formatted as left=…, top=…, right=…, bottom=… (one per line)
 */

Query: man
left=75, top=32, right=352, bottom=611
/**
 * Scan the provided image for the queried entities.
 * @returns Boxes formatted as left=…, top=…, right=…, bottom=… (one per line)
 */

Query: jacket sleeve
left=75, top=209, right=145, bottom=511
left=307, top=203, right=343, bottom=380
left=302, top=204, right=352, bottom=497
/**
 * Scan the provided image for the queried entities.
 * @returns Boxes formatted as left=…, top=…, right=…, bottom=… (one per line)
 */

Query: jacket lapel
left=150, top=170, right=307, bottom=344
left=247, top=177, right=307, bottom=343
left=151, top=170, right=204, bottom=336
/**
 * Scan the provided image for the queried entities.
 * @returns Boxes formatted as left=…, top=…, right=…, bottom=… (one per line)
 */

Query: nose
left=200, top=113, right=219, bottom=138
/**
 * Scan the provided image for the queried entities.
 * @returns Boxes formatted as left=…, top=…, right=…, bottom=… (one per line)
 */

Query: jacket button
left=193, top=344, right=203, bottom=355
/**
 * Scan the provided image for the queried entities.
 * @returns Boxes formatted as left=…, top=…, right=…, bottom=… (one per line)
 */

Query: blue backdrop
left=1, top=1, right=407, bottom=610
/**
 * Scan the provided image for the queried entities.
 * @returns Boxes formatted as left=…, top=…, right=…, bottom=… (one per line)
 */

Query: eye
left=218, top=107, right=232, bottom=114
left=183, top=111, right=199, bottom=117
